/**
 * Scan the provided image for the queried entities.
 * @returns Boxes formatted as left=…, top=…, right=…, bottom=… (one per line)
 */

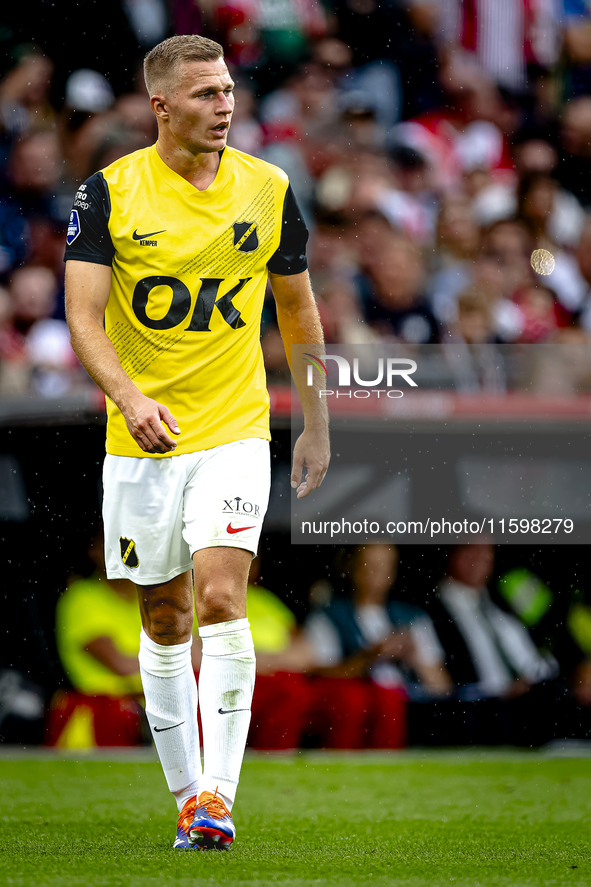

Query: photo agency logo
left=303, top=352, right=418, bottom=399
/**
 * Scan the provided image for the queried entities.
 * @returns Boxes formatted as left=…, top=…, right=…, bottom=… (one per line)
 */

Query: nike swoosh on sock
left=153, top=721, right=185, bottom=732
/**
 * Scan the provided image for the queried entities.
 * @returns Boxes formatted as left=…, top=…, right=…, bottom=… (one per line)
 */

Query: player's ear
left=150, top=94, right=169, bottom=120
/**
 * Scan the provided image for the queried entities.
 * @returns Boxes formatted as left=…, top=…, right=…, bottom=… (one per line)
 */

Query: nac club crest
left=120, top=537, right=139, bottom=568
left=233, top=222, right=258, bottom=253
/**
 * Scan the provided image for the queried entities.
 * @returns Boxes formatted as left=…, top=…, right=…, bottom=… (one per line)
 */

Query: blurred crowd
left=30, top=536, right=591, bottom=749
left=4, top=1, right=591, bottom=396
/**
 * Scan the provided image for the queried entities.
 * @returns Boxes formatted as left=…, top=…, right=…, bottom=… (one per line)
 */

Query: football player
left=65, top=34, right=329, bottom=850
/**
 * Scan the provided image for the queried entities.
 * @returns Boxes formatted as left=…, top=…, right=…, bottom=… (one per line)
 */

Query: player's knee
left=198, top=583, right=240, bottom=622
left=142, top=596, right=194, bottom=644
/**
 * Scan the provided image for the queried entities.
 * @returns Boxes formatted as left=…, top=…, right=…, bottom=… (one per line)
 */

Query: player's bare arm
left=270, top=268, right=330, bottom=498
left=65, top=259, right=180, bottom=455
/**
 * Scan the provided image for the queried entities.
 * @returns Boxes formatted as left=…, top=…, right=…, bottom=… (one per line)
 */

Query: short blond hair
left=144, top=35, right=224, bottom=97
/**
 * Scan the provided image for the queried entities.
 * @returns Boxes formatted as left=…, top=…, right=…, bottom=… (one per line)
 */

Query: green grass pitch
left=0, top=751, right=590, bottom=886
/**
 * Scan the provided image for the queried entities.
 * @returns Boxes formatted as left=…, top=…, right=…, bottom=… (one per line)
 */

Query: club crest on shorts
left=120, top=537, right=139, bottom=568
left=233, top=221, right=258, bottom=253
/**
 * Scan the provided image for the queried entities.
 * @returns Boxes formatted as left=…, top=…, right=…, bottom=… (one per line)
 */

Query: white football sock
left=139, top=629, right=201, bottom=811
left=198, top=618, right=255, bottom=808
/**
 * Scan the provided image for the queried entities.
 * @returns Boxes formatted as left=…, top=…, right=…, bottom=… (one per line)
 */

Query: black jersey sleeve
left=267, top=184, right=309, bottom=275
left=64, top=171, right=115, bottom=266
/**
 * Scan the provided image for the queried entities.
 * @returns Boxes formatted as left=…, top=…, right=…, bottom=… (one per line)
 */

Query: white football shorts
left=103, top=438, right=270, bottom=585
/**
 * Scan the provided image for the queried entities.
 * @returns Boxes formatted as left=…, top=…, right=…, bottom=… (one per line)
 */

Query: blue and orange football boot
left=173, top=789, right=235, bottom=851
left=173, top=796, right=200, bottom=850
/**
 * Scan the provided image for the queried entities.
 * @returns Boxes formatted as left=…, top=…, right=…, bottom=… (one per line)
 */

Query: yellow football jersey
left=65, top=144, right=308, bottom=457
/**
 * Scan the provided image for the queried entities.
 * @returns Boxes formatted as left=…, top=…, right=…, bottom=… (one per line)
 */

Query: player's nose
left=217, top=93, right=233, bottom=113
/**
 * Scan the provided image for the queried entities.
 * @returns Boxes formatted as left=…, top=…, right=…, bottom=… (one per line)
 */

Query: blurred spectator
left=0, top=284, right=23, bottom=393
left=498, top=565, right=591, bottom=733
left=444, top=288, right=507, bottom=391
left=8, top=131, right=61, bottom=198
left=454, top=288, right=496, bottom=345
left=433, top=0, right=561, bottom=92
left=256, top=0, right=327, bottom=71
left=0, top=131, right=63, bottom=272
left=357, top=233, right=440, bottom=344
left=122, top=0, right=168, bottom=49
left=498, top=566, right=585, bottom=680
left=480, top=219, right=532, bottom=297
left=2, top=266, right=80, bottom=396
left=516, top=171, right=559, bottom=247
left=3, top=266, right=56, bottom=357
left=316, top=277, right=373, bottom=346
left=427, top=196, right=480, bottom=322
left=56, top=530, right=142, bottom=697
left=0, top=190, right=28, bottom=276
left=227, top=82, right=264, bottom=155
left=260, top=61, right=339, bottom=136
left=316, top=152, right=392, bottom=221
left=364, top=144, right=437, bottom=245
left=337, top=92, right=387, bottom=152
left=113, top=93, right=158, bottom=143
left=25, top=317, right=80, bottom=397
left=423, top=543, right=560, bottom=744
left=573, top=218, right=591, bottom=332
left=469, top=219, right=534, bottom=339
left=392, top=57, right=513, bottom=195
left=260, top=126, right=314, bottom=229
left=208, top=0, right=327, bottom=86
left=47, top=528, right=145, bottom=747
left=330, top=0, right=440, bottom=119
left=303, top=544, right=452, bottom=749
left=0, top=51, right=55, bottom=141
left=513, top=282, right=567, bottom=343
left=65, top=69, right=115, bottom=116
left=562, top=0, right=591, bottom=97
left=435, top=195, right=481, bottom=268
left=556, top=96, right=591, bottom=208
left=472, top=129, right=586, bottom=248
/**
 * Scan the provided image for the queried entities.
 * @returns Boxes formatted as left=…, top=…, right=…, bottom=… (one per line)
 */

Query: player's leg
left=194, top=545, right=253, bottom=802
left=102, top=454, right=202, bottom=848
left=178, top=546, right=252, bottom=850
left=137, top=571, right=202, bottom=817
left=180, top=439, right=270, bottom=849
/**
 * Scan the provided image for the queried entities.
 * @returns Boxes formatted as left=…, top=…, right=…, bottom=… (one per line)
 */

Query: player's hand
left=121, top=392, right=180, bottom=454
left=290, top=425, right=330, bottom=499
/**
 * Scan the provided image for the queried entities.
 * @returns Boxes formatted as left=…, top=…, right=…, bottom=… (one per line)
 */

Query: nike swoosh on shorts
left=226, top=523, right=255, bottom=534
